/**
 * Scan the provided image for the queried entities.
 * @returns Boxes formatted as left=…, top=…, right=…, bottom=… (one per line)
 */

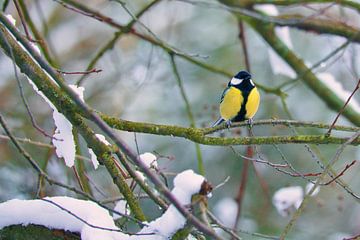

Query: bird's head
left=229, top=70, right=255, bottom=88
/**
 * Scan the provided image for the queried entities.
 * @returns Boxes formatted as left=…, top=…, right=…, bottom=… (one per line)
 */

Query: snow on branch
left=0, top=170, right=208, bottom=240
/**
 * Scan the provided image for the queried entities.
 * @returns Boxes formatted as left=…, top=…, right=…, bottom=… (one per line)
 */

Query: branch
left=16, top=0, right=59, bottom=67
left=246, top=0, right=360, bottom=13
left=279, top=130, right=360, bottom=239
left=0, top=16, right=146, bottom=222
left=170, top=54, right=204, bottom=175
left=327, top=79, right=360, bottom=136
left=275, top=14, right=360, bottom=44
left=228, top=8, right=360, bottom=126
left=76, top=0, right=161, bottom=85
left=323, top=160, right=357, bottom=185
left=0, top=114, right=142, bottom=224
left=101, top=115, right=360, bottom=145
left=0, top=224, right=80, bottom=240
left=0, top=13, right=221, bottom=239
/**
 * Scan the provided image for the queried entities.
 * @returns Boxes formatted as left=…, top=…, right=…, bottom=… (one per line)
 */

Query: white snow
left=113, top=200, right=129, bottom=220
left=5, top=14, right=16, bottom=26
left=88, top=149, right=99, bottom=169
left=256, top=5, right=296, bottom=78
left=29, top=42, right=41, bottom=55
left=305, top=182, right=320, bottom=196
left=273, top=184, right=321, bottom=217
left=134, top=152, right=158, bottom=183
left=0, top=196, right=127, bottom=240
left=138, top=152, right=158, bottom=169
left=272, top=186, right=303, bottom=217
left=88, top=134, right=111, bottom=169
left=0, top=170, right=207, bottom=240
left=135, top=170, right=146, bottom=182
left=268, top=27, right=296, bottom=78
left=52, top=109, right=76, bottom=167
left=94, top=134, right=110, bottom=146
left=254, top=4, right=279, bottom=16
left=317, top=72, right=360, bottom=113
left=134, top=170, right=205, bottom=240
left=213, top=197, right=238, bottom=227
left=27, top=79, right=76, bottom=167
left=69, top=84, right=85, bottom=102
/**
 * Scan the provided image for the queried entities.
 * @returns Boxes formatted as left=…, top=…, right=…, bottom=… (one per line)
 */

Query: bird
left=212, top=70, right=260, bottom=127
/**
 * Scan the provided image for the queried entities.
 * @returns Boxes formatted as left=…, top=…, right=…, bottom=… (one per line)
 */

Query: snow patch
left=113, top=200, right=129, bottom=220
left=27, top=79, right=76, bottom=167
left=5, top=14, right=16, bottom=26
left=0, top=170, right=207, bottom=240
left=256, top=5, right=296, bottom=78
left=135, top=170, right=205, bottom=240
left=139, top=152, right=158, bottom=169
left=88, top=134, right=111, bottom=169
left=305, top=182, right=320, bottom=196
left=317, top=72, right=360, bottom=113
left=272, top=186, right=303, bottom=217
left=214, top=197, right=238, bottom=227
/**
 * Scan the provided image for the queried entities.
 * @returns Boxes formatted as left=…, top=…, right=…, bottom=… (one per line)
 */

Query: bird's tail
left=212, top=117, right=224, bottom=127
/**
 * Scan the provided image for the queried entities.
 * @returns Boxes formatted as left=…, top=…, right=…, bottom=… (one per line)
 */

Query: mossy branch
left=0, top=224, right=80, bottom=240
left=275, top=14, right=360, bottom=43
left=0, top=16, right=146, bottom=222
left=246, top=0, right=360, bottom=13
left=220, top=4, right=360, bottom=126
left=170, top=54, right=205, bottom=175
left=1, top=12, right=359, bottom=148
left=101, top=114, right=360, bottom=145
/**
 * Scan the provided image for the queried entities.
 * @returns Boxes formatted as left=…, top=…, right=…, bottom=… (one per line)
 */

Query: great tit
left=213, top=70, right=260, bottom=127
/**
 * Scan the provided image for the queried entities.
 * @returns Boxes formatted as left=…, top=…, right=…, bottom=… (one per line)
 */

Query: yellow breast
left=245, top=87, right=260, bottom=119
left=220, top=87, right=243, bottom=121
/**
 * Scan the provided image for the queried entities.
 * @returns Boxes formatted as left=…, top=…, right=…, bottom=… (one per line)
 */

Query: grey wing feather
left=220, top=87, right=230, bottom=103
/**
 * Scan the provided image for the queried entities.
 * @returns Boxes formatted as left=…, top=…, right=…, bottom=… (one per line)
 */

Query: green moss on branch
left=0, top=20, right=146, bottom=222
left=0, top=224, right=80, bottom=240
left=276, top=14, right=360, bottom=43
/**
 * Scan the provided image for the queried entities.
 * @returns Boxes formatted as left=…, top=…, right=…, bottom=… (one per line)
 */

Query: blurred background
left=0, top=0, right=360, bottom=239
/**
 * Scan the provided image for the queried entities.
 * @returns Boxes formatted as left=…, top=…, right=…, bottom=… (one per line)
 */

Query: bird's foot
left=247, top=118, right=253, bottom=129
left=225, top=120, right=232, bottom=129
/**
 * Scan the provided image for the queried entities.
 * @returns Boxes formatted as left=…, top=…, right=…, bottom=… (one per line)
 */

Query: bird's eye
left=249, top=79, right=255, bottom=86
left=230, top=77, right=243, bottom=85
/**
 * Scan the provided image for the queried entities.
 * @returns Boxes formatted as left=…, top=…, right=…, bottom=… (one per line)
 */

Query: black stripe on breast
left=233, top=90, right=250, bottom=122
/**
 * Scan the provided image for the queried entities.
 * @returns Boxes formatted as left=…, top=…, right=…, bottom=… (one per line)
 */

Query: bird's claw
left=247, top=118, right=253, bottom=129
left=225, top=120, right=232, bottom=129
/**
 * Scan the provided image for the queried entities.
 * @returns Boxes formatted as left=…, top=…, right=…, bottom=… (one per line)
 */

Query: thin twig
left=41, top=198, right=152, bottom=235
left=233, top=145, right=251, bottom=231
left=56, top=68, right=102, bottom=75
left=327, top=78, right=360, bottom=136
left=207, top=210, right=279, bottom=240
left=13, top=0, right=34, bottom=42
left=279, top=130, right=360, bottom=240
left=170, top=54, right=204, bottom=175
left=3, top=18, right=56, bottom=139
left=207, top=210, right=242, bottom=240
left=230, top=146, right=288, bottom=169
left=204, top=119, right=360, bottom=135
left=233, top=20, right=252, bottom=233
left=0, top=14, right=221, bottom=235
left=324, top=160, right=357, bottom=185
left=0, top=113, right=145, bottom=224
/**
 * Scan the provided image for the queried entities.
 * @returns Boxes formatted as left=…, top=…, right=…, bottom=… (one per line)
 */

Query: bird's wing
left=220, top=87, right=243, bottom=121
left=220, top=87, right=230, bottom=103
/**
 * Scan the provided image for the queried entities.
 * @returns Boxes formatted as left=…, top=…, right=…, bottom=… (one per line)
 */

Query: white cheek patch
left=249, top=79, right=255, bottom=86
left=230, top=77, right=243, bottom=85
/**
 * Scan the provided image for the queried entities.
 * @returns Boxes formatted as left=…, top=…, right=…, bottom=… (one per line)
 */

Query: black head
left=228, top=70, right=255, bottom=90
left=234, top=71, right=251, bottom=80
